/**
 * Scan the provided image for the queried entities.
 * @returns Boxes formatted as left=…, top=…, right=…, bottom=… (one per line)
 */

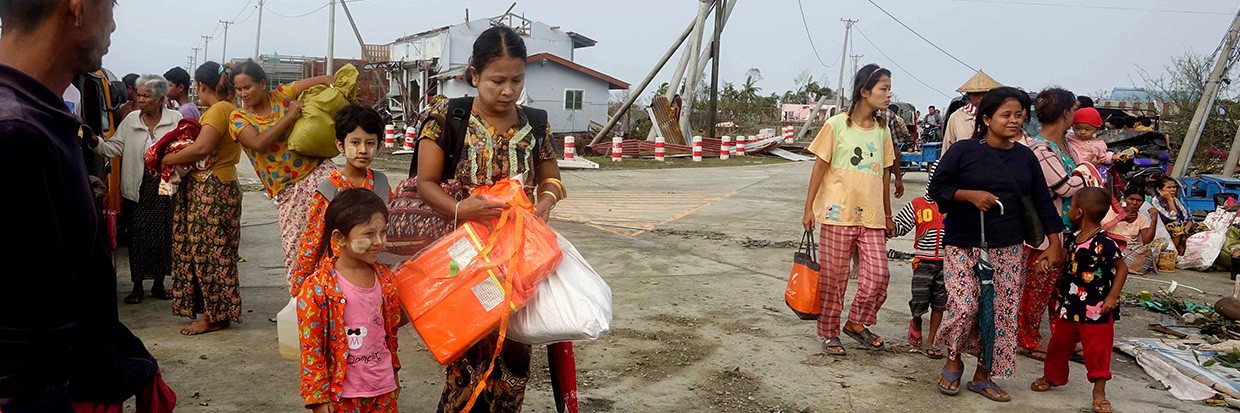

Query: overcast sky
left=101, top=0, right=1236, bottom=110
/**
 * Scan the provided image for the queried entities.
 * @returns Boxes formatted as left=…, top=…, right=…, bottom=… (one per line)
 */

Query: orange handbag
left=394, top=179, right=561, bottom=365
left=784, top=230, right=821, bottom=320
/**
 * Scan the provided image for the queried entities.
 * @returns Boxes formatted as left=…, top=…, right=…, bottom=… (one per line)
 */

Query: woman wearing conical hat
left=942, top=71, right=1001, bottom=153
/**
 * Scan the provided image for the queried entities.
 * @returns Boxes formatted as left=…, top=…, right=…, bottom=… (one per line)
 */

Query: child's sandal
left=1092, top=399, right=1113, bottom=413
left=1029, top=377, right=1054, bottom=392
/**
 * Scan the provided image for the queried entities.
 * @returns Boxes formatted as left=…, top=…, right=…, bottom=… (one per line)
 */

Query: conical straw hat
left=956, top=71, right=1001, bottom=93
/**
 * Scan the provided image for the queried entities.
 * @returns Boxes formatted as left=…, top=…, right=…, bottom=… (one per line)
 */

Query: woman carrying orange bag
left=412, top=26, right=568, bottom=412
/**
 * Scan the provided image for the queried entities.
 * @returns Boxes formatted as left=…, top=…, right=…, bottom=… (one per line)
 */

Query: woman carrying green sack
left=228, top=60, right=336, bottom=288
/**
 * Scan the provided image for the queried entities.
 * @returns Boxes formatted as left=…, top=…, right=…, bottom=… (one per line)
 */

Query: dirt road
left=114, top=160, right=1221, bottom=412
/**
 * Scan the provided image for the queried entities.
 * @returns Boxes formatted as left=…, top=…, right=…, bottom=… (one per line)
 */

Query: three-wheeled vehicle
left=1180, top=174, right=1240, bottom=217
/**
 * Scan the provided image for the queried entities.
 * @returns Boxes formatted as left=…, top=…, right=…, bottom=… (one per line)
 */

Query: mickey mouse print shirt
left=335, top=270, right=397, bottom=398
left=1056, top=230, right=1123, bottom=324
left=807, top=113, right=896, bottom=229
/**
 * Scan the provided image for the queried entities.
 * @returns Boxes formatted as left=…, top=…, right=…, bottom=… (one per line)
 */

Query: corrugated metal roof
left=527, top=53, right=628, bottom=89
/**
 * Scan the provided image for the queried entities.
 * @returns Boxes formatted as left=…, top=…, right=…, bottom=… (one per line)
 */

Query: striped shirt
left=892, top=195, right=945, bottom=260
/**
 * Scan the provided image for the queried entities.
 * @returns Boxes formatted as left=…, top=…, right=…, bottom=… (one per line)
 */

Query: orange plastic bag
left=394, top=179, right=561, bottom=364
left=784, top=230, right=821, bottom=320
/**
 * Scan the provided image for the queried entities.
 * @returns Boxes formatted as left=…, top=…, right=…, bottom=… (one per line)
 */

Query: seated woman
left=1104, top=187, right=1168, bottom=274
left=1151, top=177, right=1205, bottom=254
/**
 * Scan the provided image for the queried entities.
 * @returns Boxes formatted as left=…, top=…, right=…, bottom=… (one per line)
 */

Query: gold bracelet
left=540, top=191, right=560, bottom=202
left=540, top=178, right=567, bottom=200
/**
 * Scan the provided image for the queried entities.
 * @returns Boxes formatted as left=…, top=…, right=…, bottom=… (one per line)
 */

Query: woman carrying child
left=298, top=189, right=403, bottom=412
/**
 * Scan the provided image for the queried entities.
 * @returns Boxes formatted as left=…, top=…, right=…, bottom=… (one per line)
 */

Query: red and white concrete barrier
left=611, top=137, right=623, bottom=162
left=654, top=136, right=666, bottom=161
left=564, top=135, right=576, bottom=160
left=692, top=136, right=703, bottom=162
left=736, top=135, right=747, bottom=156
left=720, top=136, right=731, bottom=160
left=783, top=126, right=795, bottom=144
left=384, top=124, right=396, bottom=148
left=403, top=126, right=416, bottom=151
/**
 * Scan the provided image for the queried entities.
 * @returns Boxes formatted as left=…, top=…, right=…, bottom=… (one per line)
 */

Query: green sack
left=287, top=64, right=359, bottom=158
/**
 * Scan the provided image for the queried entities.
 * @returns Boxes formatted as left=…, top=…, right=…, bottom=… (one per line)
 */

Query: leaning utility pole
left=254, top=0, right=266, bottom=60
left=1173, top=7, right=1240, bottom=178
left=327, top=0, right=336, bottom=74
left=708, top=0, right=725, bottom=142
left=677, top=0, right=713, bottom=140
left=590, top=15, right=699, bottom=145
left=219, top=20, right=234, bottom=62
left=339, top=0, right=371, bottom=64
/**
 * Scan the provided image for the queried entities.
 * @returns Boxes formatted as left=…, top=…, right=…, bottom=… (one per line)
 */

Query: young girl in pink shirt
left=297, top=189, right=403, bottom=412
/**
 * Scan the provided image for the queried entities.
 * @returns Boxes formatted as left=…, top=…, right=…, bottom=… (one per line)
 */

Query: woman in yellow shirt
left=802, top=64, right=897, bottom=357
left=228, top=60, right=335, bottom=288
left=161, top=62, right=244, bottom=335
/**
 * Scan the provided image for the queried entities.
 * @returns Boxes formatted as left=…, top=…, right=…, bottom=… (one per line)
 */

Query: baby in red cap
left=1066, top=107, right=1114, bottom=167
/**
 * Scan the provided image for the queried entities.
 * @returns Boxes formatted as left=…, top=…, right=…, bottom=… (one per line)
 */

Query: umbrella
left=976, top=201, right=1004, bottom=371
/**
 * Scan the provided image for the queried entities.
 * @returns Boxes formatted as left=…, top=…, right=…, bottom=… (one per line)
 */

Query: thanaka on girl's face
left=338, top=127, right=378, bottom=171
left=333, top=212, right=387, bottom=264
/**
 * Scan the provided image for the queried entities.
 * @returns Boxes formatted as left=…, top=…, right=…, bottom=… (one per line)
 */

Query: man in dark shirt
left=0, top=1, right=163, bottom=411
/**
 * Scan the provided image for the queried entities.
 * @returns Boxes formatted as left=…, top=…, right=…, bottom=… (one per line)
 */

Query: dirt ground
left=111, top=157, right=1229, bottom=412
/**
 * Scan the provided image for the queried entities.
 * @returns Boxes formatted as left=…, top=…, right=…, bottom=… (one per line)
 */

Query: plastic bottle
left=277, top=297, right=299, bottom=360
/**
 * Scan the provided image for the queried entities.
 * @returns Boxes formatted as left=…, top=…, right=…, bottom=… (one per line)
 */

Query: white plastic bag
left=277, top=297, right=299, bottom=360
left=1178, top=230, right=1226, bottom=271
left=1202, top=207, right=1237, bottom=232
left=508, top=232, right=613, bottom=345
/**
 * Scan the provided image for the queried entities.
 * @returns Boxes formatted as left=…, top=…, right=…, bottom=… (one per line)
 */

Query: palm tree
left=740, top=68, right=763, bottom=104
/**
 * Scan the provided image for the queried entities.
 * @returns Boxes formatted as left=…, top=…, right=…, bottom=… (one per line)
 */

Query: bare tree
left=1140, top=50, right=1240, bottom=172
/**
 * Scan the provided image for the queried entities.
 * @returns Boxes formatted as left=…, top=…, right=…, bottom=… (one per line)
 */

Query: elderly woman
left=1018, top=88, right=1087, bottom=359
left=928, top=87, right=1064, bottom=402
left=161, top=62, right=243, bottom=335
left=228, top=60, right=334, bottom=288
left=90, top=74, right=183, bottom=304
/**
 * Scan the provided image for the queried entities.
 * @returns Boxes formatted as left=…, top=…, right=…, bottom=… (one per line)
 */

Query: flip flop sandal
left=907, top=319, right=923, bottom=347
left=843, top=326, right=885, bottom=349
left=822, top=337, right=847, bottom=356
left=1017, top=347, right=1047, bottom=361
left=923, top=348, right=945, bottom=359
left=937, top=366, right=963, bottom=396
left=1092, top=399, right=1113, bottom=413
left=1030, top=377, right=1054, bottom=392
left=967, top=381, right=1011, bottom=402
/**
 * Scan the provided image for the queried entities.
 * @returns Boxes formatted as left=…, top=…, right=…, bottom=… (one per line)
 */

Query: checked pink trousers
left=816, top=224, right=891, bottom=339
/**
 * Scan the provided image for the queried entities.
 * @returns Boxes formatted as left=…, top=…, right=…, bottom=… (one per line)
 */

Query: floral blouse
left=288, top=168, right=393, bottom=296
left=297, top=259, right=402, bottom=407
left=417, top=99, right=556, bottom=198
left=229, top=82, right=325, bottom=198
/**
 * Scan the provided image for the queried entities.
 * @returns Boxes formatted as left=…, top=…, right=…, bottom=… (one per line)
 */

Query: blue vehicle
left=900, top=142, right=941, bottom=172
left=1180, top=174, right=1240, bottom=217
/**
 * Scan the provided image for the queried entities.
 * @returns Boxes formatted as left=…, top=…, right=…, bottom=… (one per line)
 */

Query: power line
left=796, top=0, right=836, bottom=69
left=953, top=0, right=1233, bottom=16
left=854, top=26, right=953, bottom=99
left=235, top=1, right=259, bottom=25
left=864, top=0, right=977, bottom=72
left=267, top=2, right=331, bottom=18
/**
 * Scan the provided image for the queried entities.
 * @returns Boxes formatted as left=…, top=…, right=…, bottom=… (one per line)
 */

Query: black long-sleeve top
left=0, top=63, right=151, bottom=404
left=928, top=138, right=1066, bottom=248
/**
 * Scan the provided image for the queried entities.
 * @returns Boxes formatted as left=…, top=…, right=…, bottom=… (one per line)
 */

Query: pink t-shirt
left=336, top=270, right=397, bottom=398
left=1066, top=131, right=1112, bottom=167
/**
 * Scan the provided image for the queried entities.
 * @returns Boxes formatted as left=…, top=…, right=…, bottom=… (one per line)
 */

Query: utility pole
left=201, top=35, right=213, bottom=64
left=340, top=0, right=371, bottom=63
left=192, top=46, right=201, bottom=69
left=591, top=14, right=699, bottom=145
left=849, top=54, right=863, bottom=96
left=1174, top=7, right=1240, bottom=178
left=327, top=0, right=336, bottom=74
left=796, top=19, right=854, bottom=141
left=835, top=19, right=856, bottom=113
left=219, top=20, right=234, bottom=62
left=254, top=0, right=266, bottom=60
left=677, top=0, right=713, bottom=141
left=708, top=0, right=725, bottom=141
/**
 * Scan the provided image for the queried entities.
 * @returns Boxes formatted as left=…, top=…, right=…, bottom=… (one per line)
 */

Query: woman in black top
left=927, top=87, right=1065, bottom=402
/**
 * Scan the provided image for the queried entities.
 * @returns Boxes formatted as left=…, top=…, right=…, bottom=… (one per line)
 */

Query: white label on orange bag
left=471, top=277, right=504, bottom=312
left=447, top=237, right=478, bottom=267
